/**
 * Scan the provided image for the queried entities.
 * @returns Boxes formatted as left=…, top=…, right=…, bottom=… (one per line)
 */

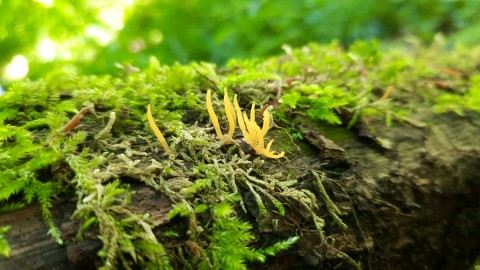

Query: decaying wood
left=1, top=110, right=479, bottom=270
left=0, top=186, right=172, bottom=270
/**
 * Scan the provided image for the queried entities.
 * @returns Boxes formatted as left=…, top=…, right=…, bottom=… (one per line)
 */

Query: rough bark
left=0, top=187, right=172, bottom=270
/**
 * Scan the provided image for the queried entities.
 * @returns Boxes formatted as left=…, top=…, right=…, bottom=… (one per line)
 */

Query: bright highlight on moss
left=206, top=89, right=236, bottom=144
left=147, top=104, right=172, bottom=154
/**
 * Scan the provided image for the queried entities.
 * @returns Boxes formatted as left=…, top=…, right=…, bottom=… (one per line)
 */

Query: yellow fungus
left=233, top=98, right=284, bottom=159
left=206, top=89, right=236, bottom=144
left=381, top=84, right=394, bottom=100
left=147, top=104, right=172, bottom=154
left=206, top=89, right=223, bottom=138
left=224, top=89, right=236, bottom=139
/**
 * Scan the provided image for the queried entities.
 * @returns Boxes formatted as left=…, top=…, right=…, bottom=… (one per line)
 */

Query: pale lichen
left=95, top=111, right=116, bottom=140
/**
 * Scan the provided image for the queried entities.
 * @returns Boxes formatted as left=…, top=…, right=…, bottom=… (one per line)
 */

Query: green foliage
left=74, top=179, right=172, bottom=270
left=110, top=0, right=480, bottom=68
left=261, top=236, right=299, bottom=256
left=222, top=71, right=280, bottom=89
left=348, top=40, right=382, bottom=67
left=162, top=231, right=179, bottom=238
left=0, top=63, right=207, bottom=258
left=2, top=39, right=480, bottom=270
left=180, top=178, right=212, bottom=198
left=0, top=102, right=82, bottom=243
left=0, top=0, right=100, bottom=76
left=197, top=202, right=299, bottom=270
left=168, top=203, right=192, bottom=220
left=3, top=0, right=480, bottom=80
left=281, top=84, right=352, bottom=125
left=434, top=74, right=480, bottom=115
left=198, top=202, right=264, bottom=270
left=263, top=192, right=285, bottom=216
left=0, top=226, right=11, bottom=258
left=225, top=41, right=414, bottom=127
left=245, top=181, right=267, bottom=216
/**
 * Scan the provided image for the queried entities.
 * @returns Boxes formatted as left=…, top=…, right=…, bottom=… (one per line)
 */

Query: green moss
left=1, top=41, right=480, bottom=269
left=434, top=74, right=480, bottom=115
left=0, top=226, right=10, bottom=258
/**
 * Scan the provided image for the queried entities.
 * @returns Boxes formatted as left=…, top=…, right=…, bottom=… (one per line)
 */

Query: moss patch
left=1, top=40, right=480, bottom=269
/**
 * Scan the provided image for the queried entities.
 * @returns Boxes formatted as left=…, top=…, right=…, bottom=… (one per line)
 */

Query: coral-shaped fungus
left=234, top=97, right=285, bottom=159
left=147, top=104, right=172, bottom=154
left=206, top=89, right=236, bottom=144
left=206, top=88, right=284, bottom=158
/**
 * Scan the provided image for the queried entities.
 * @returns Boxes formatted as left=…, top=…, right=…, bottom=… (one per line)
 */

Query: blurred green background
left=1, top=0, right=479, bottom=83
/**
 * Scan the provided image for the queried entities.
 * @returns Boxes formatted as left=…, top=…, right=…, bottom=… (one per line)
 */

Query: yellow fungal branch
left=381, top=84, right=394, bottom=100
left=147, top=104, right=172, bottom=154
left=206, top=89, right=236, bottom=144
left=206, top=88, right=285, bottom=158
left=234, top=98, right=285, bottom=159
left=224, top=89, right=237, bottom=139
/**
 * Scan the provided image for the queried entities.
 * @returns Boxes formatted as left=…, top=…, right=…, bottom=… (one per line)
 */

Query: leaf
left=194, top=204, right=209, bottom=214
left=167, top=204, right=191, bottom=219
left=0, top=226, right=11, bottom=258
left=262, top=236, right=299, bottom=256
left=0, top=202, right=25, bottom=212
left=55, top=100, right=79, bottom=114
left=0, top=109, right=17, bottom=124
left=213, top=202, right=233, bottom=218
left=307, top=107, right=342, bottom=125
left=181, top=178, right=212, bottom=197
left=281, top=91, right=302, bottom=109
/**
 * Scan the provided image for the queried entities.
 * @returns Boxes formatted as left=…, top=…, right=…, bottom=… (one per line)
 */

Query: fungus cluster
left=146, top=88, right=284, bottom=159
left=207, top=89, right=284, bottom=159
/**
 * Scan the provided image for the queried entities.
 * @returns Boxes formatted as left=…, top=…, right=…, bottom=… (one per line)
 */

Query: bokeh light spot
left=38, top=38, right=56, bottom=61
left=34, top=0, right=54, bottom=8
left=4, top=55, right=29, bottom=80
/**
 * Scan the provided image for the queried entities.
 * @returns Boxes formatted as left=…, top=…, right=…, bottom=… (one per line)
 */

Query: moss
left=1, top=41, right=480, bottom=269
left=0, top=226, right=10, bottom=258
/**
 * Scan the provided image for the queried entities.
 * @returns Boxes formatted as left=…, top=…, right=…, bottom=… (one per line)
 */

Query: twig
left=192, top=66, right=219, bottom=91
left=62, top=104, right=96, bottom=133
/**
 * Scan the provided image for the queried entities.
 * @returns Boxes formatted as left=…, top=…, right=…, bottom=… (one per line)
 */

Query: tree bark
left=0, top=187, right=172, bottom=270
